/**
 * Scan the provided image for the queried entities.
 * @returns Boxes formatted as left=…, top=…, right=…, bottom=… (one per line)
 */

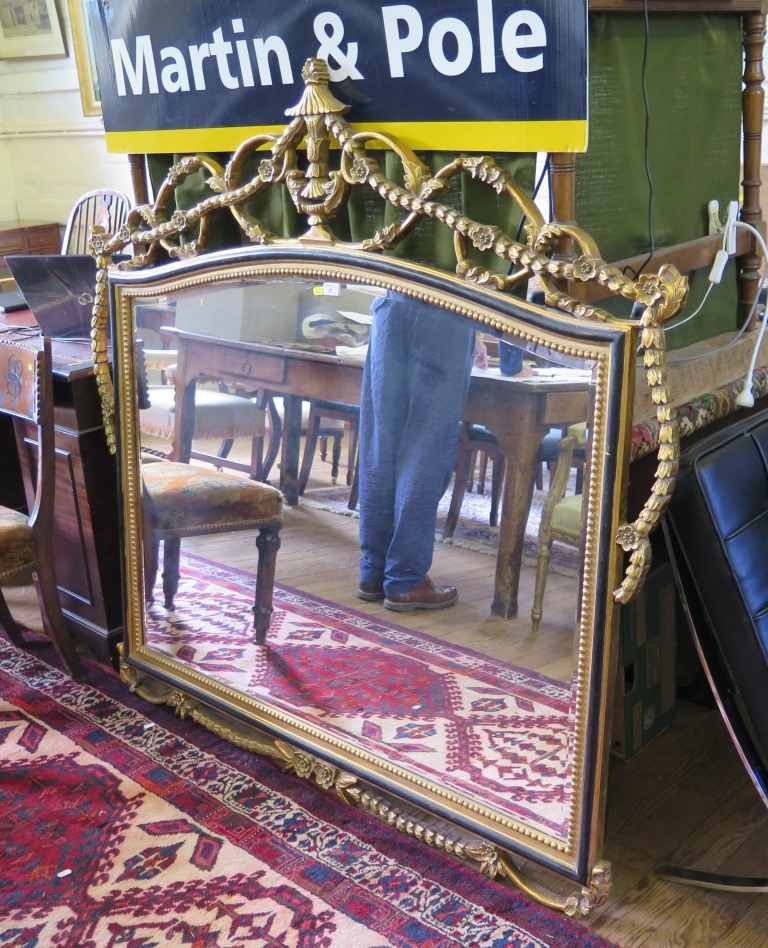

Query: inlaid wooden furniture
left=0, top=324, right=123, bottom=666
left=0, top=336, right=84, bottom=681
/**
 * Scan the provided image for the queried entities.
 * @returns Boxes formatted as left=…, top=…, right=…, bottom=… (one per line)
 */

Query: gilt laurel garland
left=89, top=57, right=686, bottom=604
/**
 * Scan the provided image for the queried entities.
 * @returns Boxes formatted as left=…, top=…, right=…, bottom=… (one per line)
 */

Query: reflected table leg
left=490, top=406, right=543, bottom=619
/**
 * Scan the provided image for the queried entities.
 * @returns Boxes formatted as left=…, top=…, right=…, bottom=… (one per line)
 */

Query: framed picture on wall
left=66, top=0, right=99, bottom=114
left=0, top=0, right=67, bottom=59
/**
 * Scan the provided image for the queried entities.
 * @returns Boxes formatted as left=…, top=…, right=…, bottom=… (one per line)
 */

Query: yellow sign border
left=106, top=120, right=587, bottom=154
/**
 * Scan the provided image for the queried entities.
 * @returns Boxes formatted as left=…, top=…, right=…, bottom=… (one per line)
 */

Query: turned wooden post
left=739, top=12, right=766, bottom=329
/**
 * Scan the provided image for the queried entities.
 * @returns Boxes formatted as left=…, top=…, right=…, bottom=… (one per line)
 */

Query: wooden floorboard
left=5, top=446, right=768, bottom=945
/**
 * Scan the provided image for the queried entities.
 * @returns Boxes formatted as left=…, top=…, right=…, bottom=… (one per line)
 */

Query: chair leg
left=476, top=453, right=489, bottom=495
left=530, top=540, right=553, bottom=636
left=248, top=434, right=265, bottom=481
left=259, top=394, right=282, bottom=484
left=253, top=522, right=282, bottom=645
left=162, top=538, right=182, bottom=612
left=348, top=453, right=360, bottom=510
left=143, top=523, right=160, bottom=603
left=466, top=450, right=478, bottom=491
left=346, top=420, right=359, bottom=486
left=298, top=411, right=323, bottom=495
left=319, top=435, right=328, bottom=462
left=33, top=571, right=85, bottom=681
left=489, top=455, right=506, bottom=527
left=0, top=587, right=33, bottom=648
left=330, top=432, right=343, bottom=484
left=216, top=437, right=235, bottom=461
left=443, top=433, right=473, bottom=540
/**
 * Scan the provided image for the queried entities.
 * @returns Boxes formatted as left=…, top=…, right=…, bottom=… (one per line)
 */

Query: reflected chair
left=61, top=189, right=131, bottom=254
left=141, top=464, right=283, bottom=643
left=0, top=337, right=84, bottom=680
left=443, top=423, right=505, bottom=539
left=298, top=399, right=360, bottom=494
left=537, top=422, right=587, bottom=493
left=531, top=435, right=584, bottom=635
left=139, top=347, right=278, bottom=481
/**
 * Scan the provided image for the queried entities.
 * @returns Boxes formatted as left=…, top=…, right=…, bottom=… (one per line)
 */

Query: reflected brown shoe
left=357, top=581, right=385, bottom=602
left=384, top=577, right=458, bottom=612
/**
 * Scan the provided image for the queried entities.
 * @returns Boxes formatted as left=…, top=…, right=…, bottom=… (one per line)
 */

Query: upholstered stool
left=142, top=461, right=283, bottom=643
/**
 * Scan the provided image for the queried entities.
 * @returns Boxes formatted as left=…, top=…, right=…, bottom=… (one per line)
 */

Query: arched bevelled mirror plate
left=92, top=60, right=687, bottom=915
left=111, top=247, right=632, bottom=912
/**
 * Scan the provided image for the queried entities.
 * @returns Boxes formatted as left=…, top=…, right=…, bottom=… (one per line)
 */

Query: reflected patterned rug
left=302, top=475, right=581, bottom=577
left=0, top=634, right=617, bottom=947
left=149, top=555, right=575, bottom=839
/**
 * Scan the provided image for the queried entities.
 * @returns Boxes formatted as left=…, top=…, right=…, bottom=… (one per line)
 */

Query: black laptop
left=0, top=288, right=27, bottom=314
left=4, top=254, right=104, bottom=340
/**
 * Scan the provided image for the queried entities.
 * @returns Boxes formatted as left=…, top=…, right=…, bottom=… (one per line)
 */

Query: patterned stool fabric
left=0, top=508, right=36, bottom=581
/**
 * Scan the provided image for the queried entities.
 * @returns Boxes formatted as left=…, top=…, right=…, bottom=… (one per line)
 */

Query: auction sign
left=86, top=0, right=588, bottom=154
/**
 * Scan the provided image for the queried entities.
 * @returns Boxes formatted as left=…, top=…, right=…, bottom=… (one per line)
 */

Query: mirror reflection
left=130, top=275, right=595, bottom=843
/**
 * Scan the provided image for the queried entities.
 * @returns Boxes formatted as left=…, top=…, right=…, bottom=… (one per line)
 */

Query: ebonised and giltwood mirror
left=90, top=60, right=685, bottom=914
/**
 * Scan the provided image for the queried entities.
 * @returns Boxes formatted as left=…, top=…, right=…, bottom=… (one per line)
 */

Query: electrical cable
left=514, top=153, right=550, bottom=245
left=624, top=0, right=656, bottom=280
left=643, top=218, right=768, bottom=369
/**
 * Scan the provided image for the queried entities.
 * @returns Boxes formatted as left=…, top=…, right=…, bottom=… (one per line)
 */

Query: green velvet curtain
left=577, top=13, right=744, bottom=346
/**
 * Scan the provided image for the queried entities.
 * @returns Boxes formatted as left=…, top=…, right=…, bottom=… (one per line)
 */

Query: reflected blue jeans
left=358, top=294, right=474, bottom=597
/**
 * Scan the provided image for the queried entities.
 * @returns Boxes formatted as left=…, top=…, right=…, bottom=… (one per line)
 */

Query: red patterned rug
left=0, top=632, right=616, bottom=946
left=149, top=556, right=575, bottom=841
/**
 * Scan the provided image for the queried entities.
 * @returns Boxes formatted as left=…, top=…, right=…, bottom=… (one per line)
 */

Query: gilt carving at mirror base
left=97, top=58, right=687, bottom=913
left=120, top=654, right=612, bottom=917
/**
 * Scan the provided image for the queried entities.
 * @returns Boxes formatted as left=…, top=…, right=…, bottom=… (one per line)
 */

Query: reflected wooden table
left=166, top=329, right=591, bottom=618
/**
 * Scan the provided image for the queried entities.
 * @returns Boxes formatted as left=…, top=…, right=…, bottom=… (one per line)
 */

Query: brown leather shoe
left=384, top=577, right=458, bottom=612
left=357, top=581, right=385, bottom=602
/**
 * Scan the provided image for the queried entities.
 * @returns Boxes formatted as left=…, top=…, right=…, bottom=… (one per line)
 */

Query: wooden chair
left=0, top=337, right=84, bottom=679
left=298, top=399, right=360, bottom=494
left=139, top=347, right=279, bottom=481
left=530, top=435, right=584, bottom=635
left=537, top=422, right=587, bottom=492
left=61, top=189, right=131, bottom=254
left=443, top=423, right=505, bottom=539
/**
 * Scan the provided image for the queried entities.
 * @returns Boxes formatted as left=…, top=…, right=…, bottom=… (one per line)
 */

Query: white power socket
left=707, top=199, right=740, bottom=283
left=708, top=199, right=739, bottom=247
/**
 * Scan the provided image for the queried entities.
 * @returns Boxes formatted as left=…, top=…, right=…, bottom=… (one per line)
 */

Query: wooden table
left=167, top=329, right=591, bottom=618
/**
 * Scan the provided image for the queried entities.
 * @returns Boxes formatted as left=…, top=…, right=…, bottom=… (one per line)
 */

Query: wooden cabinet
left=11, top=339, right=123, bottom=666
left=0, top=220, right=61, bottom=272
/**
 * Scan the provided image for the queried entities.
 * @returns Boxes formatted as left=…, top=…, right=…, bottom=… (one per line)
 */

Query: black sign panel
left=86, top=0, right=588, bottom=153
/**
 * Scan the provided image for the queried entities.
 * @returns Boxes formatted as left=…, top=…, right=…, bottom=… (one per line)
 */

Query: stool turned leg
left=162, top=538, right=182, bottom=613
left=253, top=522, right=282, bottom=645
left=330, top=432, right=343, bottom=484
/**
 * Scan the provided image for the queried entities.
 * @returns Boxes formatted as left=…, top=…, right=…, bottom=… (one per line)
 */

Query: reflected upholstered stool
left=142, top=461, right=283, bottom=643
